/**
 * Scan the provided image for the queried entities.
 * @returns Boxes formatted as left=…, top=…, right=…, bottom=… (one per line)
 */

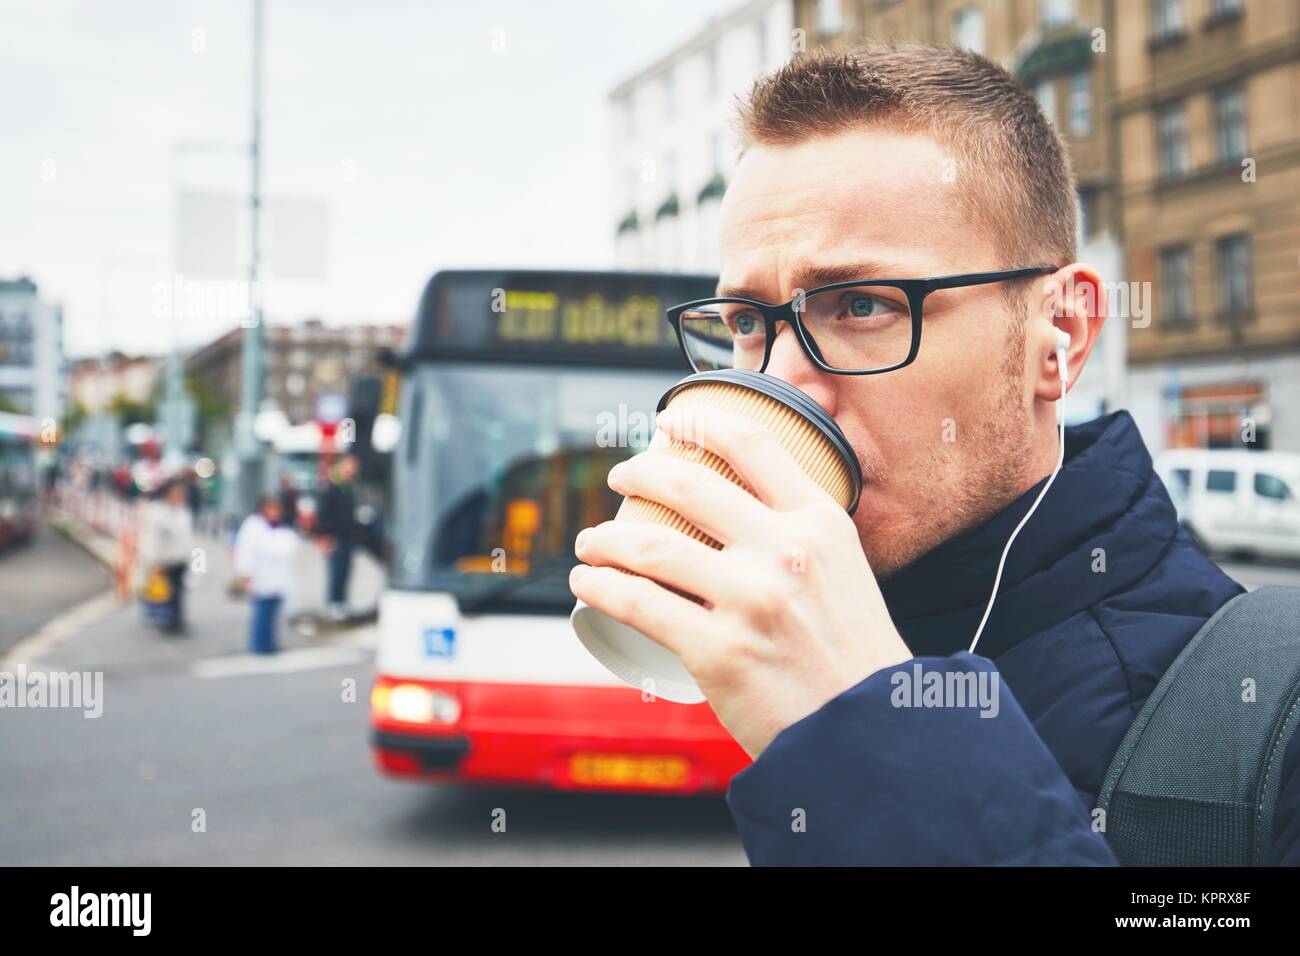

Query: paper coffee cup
left=571, top=370, right=862, bottom=704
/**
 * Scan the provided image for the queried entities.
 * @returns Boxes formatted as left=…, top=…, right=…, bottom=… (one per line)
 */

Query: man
left=278, top=472, right=300, bottom=531
left=314, top=454, right=359, bottom=617
left=568, top=44, right=1300, bottom=865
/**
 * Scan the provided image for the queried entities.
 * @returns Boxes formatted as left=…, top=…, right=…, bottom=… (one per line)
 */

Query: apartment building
left=1116, top=0, right=1300, bottom=453
left=609, top=0, right=795, bottom=273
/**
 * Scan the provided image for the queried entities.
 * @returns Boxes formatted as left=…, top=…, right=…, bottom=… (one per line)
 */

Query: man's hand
left=569, top=404, right=911, bottom=758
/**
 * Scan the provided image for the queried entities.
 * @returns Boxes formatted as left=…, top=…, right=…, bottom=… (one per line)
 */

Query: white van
left=1155, top=449, right=1300, bottom=561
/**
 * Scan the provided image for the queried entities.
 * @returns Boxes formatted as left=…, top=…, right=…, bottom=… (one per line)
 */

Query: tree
left=107, top=393, right=154, bottom=426
left=63, top=400, right=89, bottom=434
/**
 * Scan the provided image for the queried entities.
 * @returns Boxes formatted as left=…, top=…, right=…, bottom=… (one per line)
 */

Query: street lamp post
left=234, top=0, right=266, bottom=517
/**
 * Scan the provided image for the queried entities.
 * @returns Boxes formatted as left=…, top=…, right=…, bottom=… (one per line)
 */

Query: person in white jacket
left=233, top=496, right=299, bottom=654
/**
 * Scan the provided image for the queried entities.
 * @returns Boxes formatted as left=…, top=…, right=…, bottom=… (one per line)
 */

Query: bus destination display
left=414, top=271, right=717, bottom=364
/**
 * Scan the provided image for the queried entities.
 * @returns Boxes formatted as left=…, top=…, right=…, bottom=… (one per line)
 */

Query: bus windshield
left=390, top=361, right=684, bottom=611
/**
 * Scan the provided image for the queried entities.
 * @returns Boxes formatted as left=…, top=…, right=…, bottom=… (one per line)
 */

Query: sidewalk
left=36, top=503, right=385, bottom=675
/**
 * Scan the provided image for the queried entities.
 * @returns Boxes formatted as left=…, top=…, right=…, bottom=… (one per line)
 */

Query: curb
left=47, top=513, right=118, bottom=570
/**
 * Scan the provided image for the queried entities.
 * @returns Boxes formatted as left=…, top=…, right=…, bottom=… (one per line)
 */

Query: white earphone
left=1054, top=328, right=1071, bottom=385
left=968, top=330, right=1071, bottom=654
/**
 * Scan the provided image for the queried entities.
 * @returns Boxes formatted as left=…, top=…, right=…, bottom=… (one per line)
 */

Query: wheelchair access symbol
left=422, top=626, right=456, bottom=659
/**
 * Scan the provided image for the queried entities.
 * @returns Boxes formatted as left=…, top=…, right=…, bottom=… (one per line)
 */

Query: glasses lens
left=677, top=302, right=767, bottom=372
left=799, top=285, right=914, bottom=372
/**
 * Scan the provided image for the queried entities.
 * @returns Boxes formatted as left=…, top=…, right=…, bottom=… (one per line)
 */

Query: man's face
left=718, top=128, right=1037, bottom=577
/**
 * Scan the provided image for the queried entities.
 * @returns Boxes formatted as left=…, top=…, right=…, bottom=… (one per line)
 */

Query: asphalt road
left=0, top=520, right=745, bottom=866
left=0, top=525, right=111, bottom=656
left=0, top=661, right=744, bottom=865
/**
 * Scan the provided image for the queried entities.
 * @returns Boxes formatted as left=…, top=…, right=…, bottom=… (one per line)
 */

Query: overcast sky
left=0, top=0, right=737, bottom=358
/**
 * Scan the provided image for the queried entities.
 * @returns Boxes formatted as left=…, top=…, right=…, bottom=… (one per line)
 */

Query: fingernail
left=607, top=462, right=624, bottom=485
left=575, top=528, right=590, bottom=553
left=569, top=564, right=587, bottom=585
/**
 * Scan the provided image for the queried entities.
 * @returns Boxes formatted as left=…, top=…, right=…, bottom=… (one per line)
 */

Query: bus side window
left=1206, top=469, right=1237, bottom=494
left=1254, top=472, right=1292, bottom=501
left=1170, top=468, right=1191, bottom=493
left=406, top=388, right=423, bottom=466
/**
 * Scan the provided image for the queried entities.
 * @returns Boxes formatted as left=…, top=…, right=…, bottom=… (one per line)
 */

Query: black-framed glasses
left=665, top=265, right=1057, bottom=375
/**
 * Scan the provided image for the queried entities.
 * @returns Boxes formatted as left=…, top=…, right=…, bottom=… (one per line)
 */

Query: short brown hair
left=737, top=42, right=1078, bottom=269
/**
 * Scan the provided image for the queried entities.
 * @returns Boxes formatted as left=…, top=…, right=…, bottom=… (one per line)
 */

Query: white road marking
left=2, top=589, right=120, bottom=667
left=192, top=626, right=377, bottom=679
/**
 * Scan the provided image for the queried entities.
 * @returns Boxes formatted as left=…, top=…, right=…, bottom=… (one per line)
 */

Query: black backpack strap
left=1097, top=586, right=1300, bottom=866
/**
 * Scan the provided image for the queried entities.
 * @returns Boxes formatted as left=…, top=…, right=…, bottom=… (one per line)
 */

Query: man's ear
left=1032, top=263, right=1106, bottom=403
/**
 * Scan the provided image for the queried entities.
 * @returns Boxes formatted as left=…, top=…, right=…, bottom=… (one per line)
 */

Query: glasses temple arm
left=927, top=266, right=1058, bottom=291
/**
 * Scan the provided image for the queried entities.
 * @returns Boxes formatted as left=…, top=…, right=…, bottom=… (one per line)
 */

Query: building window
left=816, top=0, right=843, bottom=37
left=1209, top=0, right=1242, bottom=18
left=1156, top=101, right=1190, bottom=178
left=1150, top=0, right=1185, bottom=40
left=951, top=7, right=985, bottom=54
left=1068, top=70, right=1092, bottom=137
left=1158, top=245, right=1194, bottom=326
left=1077, top=187, right=1096, bottom=242
left=1040, top=0, right=1074, bottom=28
left=1214, top=82, right=1247, bottom=162
left=1215, top=233, right=1252, bottom=319
left=620, top=94, right=635, bottom=137
left=703, top=45, right=718, bottom=97
left=1035, top=79, right=1056, bottom=127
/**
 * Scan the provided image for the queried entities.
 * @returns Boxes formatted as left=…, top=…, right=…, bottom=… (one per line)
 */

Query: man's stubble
left=860, top=311, right=1036, bottom=580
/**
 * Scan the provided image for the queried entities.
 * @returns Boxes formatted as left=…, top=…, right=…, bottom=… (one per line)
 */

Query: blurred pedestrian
left=137, top=478, right=194, bottom=633
left=40, top=458, right=59, bottom=514
left=111, top=463, right=131, bottom=499
left=234, top=496, right=299, bottom=655
left=184, top=469, right=202, bottom=522
left=314, top=454, right=359, bottom=619
left=278, top=472, right=300, bottom=531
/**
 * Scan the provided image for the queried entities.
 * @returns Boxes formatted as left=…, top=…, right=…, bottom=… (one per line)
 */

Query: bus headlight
left=372, top=682, right=461, bottom=725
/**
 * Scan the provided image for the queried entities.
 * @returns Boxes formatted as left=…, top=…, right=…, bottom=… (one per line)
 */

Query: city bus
left=0, top=412, right=40, bottom=548
left=369, top=270, right=751, bottom=793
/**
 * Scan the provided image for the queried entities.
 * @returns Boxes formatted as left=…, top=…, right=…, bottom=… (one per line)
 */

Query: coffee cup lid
left=656, top=369, right=863, bottom=515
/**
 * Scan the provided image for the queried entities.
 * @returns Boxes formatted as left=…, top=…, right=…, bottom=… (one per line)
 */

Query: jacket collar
left=878, top=411, right=1175, bottom=659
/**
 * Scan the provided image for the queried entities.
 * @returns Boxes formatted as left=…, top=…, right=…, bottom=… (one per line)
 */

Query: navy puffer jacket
left=725, top=412, right=1300, bottom=865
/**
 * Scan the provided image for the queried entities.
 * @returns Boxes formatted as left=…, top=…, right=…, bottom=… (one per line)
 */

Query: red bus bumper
left=370, top=674, right=750, bottom=794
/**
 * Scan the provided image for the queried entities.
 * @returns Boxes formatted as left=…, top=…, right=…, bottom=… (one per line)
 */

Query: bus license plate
left=569, top=753, right=690, bottom=789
